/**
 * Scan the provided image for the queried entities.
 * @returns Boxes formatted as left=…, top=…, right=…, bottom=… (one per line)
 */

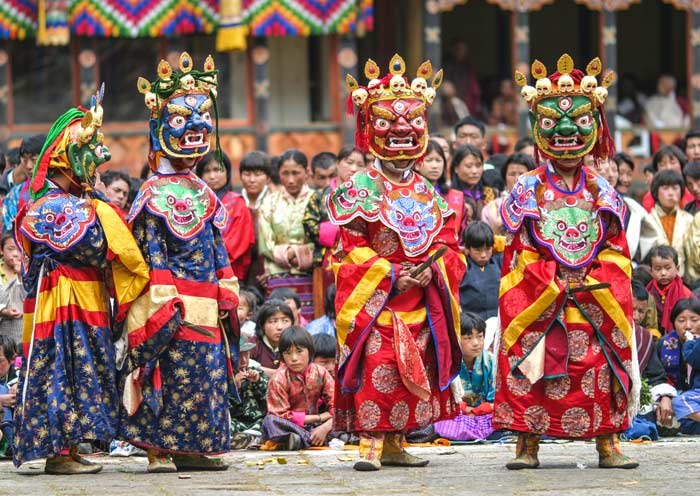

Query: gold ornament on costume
left=136, top=51, right=218, bottom=118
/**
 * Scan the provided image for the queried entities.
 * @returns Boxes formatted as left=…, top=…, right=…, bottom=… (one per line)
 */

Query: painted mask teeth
left=180, top=132, right=206, bottom=148
left=387, top=137, right=415, bottom=148
left=552, top=136, right=581, bottom=147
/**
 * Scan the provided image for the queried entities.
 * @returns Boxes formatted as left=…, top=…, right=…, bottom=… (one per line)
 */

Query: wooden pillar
left=424, top=0, right=442, bottom=132
left=689, top=10, right=700, bottom=127
left=599, top=9, right=617, bottom=137
left=77, top=43, right=98, bottom=107
left=252, top=37, right=269, bottom=152
left=338, top=34, right=358, bottom=145
left=513, top=10, right=530, bottom=137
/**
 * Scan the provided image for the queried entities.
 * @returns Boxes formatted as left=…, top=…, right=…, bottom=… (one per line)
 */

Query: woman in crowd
left=196, top=152, right=256, bottom=280
left=258, top=149, right=315, bottom=321
left=608, top=153, right=649, bottom=261
left=451, top=144, right=496, bottom=220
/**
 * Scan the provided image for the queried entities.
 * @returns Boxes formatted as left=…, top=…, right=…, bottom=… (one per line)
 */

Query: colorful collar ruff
left=128, top=173, right=227, bottom=241
left=500, top=165, right=628, bottom=269
left=328, top=167, right=451, bottom=257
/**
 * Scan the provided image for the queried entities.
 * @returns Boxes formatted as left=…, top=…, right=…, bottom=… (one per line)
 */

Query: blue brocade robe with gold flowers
left=13, top=187, right=149, bottom=466
left=119, top=172, right=239, bottom=455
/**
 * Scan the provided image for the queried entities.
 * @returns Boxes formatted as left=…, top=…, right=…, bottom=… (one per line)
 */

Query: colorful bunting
left=242, top=0, right=373, bottom=36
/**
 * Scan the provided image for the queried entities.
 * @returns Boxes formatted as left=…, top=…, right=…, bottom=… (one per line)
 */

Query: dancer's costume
left=495, top=54, right=638, bottom=469
left=329, top=54, right=466, bottom=471
left=120, top=53, right=239, bottom=473
left=13, top=90, right=149, bottom=474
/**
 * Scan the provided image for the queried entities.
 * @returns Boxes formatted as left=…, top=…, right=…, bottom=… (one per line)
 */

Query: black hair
left=240, top=151, right=272, bottom=177
left=337, top=145, right=364, bottom=162
left=255, top=299, right=294, bottom=340
left=684, top=128, right=700, bottom=151
left=269, top=155, right=281, bottom=185
left=128, top=177, right=143, bottom=208
left=643, top=164, right=654, bottom=175
left=648, top=245, right=679, bottom=266
left=101, top=170, right=131, bottom=189
left=280, top=149, right=308, bottom=170
left=312, top=333, right=336, bottom=359
left=311, top=152, right=337, bottom=173
left=0, top=146, right=5, bottom=172
left=632, top=266, right=653, bottom=287
left=279, top=325, right=316, bottom=361
left=454, top=116, right=485, bottom=139
left=324, top=284, right=337, bottom=320
left=20, top=134, right=46, bottom=157
left=451, top=143, right=484, bottom=190
left=613, top=152, right=635, bottom=172
left=463, top=220, right=494, bottom=249
left=459, top=311, right=486, bottom=337
left=269, top=287, right=301, bottom=311
left=670, top=297, right=700, bottom=328
left=651, top=169, right=685, bottom=204
left=420, top=139, right=449, bottom=193
left=652, top=144, right=686, bottom=172
left=140, top=163, right=151, bottom=180
left=0, top=231, right=14, bottom=251
left=0, top=335, right=17, bottom=361
left=239, top=287, right=259, bottom=317
left=501, top=152, right=536, bottom=183
left=6, top=148, right=20, bottom=168
left=463, top=195, right=477, bottom=222
left=514, top=137, right=534, bottom=153
left=196, top=151, right=232, bottom=186
left=631, top=280, right=649, bottom=301
left=684, top=160, right=700, bottom=181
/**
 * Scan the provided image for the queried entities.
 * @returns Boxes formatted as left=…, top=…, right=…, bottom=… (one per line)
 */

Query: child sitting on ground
left=312, top=333, right=336, bottom=377
left=0, top=336, right=17, bottom=458
left=459, top=222, right=502, bottom=320
left=672, top=312, right=700, bottom=434
left=262, top=326, right=335, bottom=450
left=434, top=312, right=495, bottom=441
left=238, top=287, right=259, bottom=338
left=269, top=287, right=308, bottom=327
left=230, top=334, right=268, bottom=449
left=646, top=245, right=693, bottom=334
left=251, top=299, right=295, bottom=378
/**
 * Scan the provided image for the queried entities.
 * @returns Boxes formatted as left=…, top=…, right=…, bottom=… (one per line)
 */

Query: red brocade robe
left=328, top=166, right=466, bottom=432
left=494, top=164, right=635, bottom=438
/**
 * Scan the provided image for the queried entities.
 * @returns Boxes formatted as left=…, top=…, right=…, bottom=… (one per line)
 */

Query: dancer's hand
left=414, top=266, right=433, bottom=287
left=395, top=274, right=420, bottom=292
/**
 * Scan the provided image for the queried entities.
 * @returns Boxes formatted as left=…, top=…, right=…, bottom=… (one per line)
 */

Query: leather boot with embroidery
left=505, top=432, right=540, bottom=470
left=353, top=434, right=383, bottom=471
left=44, top=446, right=103, bottom=475
left=147, top=448, right=177, bottom=473
left=380, top=433, right=429, bottom=467
left=596, top=433, right=638, bottom=469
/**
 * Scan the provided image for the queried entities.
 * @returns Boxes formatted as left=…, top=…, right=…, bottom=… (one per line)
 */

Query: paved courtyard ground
left=1, top=439, right=698, bottom=496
